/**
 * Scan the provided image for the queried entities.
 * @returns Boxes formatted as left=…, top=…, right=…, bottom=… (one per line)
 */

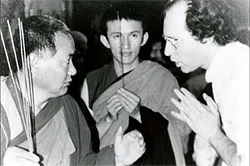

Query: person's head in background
left=70, top=31, right=88, bottom=73
left=163, top=0, right=240, bottom=73
left=150, top=40, right=164, bottom=62
left=99, top=4, right=149, bottom=73
left=12, top=15, right=76, bottom=99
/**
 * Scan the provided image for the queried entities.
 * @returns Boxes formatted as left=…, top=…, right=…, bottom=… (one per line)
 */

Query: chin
left=57, top=87, right=68, bottom=97
left=180, top=67, right=191, bottom=73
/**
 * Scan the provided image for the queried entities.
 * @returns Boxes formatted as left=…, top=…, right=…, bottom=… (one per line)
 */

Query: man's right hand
left=3, top=146, right=40, bottom=166
left=106, top=94, right=123, bottom=122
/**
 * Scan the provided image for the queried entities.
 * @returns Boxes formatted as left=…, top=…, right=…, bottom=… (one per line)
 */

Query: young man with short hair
left=81, top=4, right=191, bottom=166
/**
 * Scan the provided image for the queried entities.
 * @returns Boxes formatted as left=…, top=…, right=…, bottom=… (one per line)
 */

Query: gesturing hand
left=114, top=126, right=146, bottom=166
left=3, top=146, right=40, bottom=166
left=117, top=88, right=140, bottom=114
left=170, top=88, right=221, bottom=142
left=106, top=88, right=140, bottom=122
left=106, top=94, right=123, bottom=122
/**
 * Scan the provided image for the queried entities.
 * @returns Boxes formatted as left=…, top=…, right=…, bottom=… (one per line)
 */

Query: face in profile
left=33, top=32, right=76, bottom=98
left=101, top=19, right=148, bottom=66
left=163, top=1, right=207, bottom=73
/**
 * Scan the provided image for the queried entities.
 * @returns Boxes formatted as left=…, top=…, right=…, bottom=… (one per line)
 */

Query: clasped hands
left=171, top=88, right=221, bottom=142
left=105, top=88, right=140, bottom=122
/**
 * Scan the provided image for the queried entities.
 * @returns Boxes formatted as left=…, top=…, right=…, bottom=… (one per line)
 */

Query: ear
left=28, top=53, right=40, bottom=70
left=141, top=32, right=149, bottom=46
left=100, top=35, right=110, bottom=48
left=202, top=36, right=214, bottom=44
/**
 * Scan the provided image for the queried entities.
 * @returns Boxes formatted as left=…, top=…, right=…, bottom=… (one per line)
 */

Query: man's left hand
left=114, top=126, right=146, bottom=166
left=170, top=88, right=221, bottom=142
left=117, top=88, right=140, bottom=114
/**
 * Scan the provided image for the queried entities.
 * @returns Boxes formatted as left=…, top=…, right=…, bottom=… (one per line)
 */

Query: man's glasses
left=162, top=34, right=179, bottom=49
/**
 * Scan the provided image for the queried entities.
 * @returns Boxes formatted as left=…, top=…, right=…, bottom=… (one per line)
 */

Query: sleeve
left=157, top=70, right=192, bottom=153
left=234, top=63, right=249, bottom=166
left=63, top=95, right=116, bottom=166
left=77, top=103, right=116, bottom=166
left=0, top=104, right=11, bottom=165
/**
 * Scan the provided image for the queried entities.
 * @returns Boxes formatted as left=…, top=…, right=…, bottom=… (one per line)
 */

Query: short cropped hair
left=11, top=15, right=70, bottom=72
left=100, top=4, right=147, bottom=37
left=164, top=0, right=239, bottom=45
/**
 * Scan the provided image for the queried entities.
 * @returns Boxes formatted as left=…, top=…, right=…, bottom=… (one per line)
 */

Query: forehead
left=107, top=19, right=143, bottom=34
left=54, top=32, right=75, bottom=53
left=152, top=42, right=162, bottom=49
left=163, top=2, right=188, bottom=37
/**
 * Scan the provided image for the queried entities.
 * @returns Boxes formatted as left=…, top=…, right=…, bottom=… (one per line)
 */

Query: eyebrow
left=109, top=30, right=141, bottom=35
left=162, top=34, right=177, bottom=40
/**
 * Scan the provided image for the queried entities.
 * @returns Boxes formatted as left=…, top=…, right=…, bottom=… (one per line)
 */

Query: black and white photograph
left=0, top=0, right=249, bottom=165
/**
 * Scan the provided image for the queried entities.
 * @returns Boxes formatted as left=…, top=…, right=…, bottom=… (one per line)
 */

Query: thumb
left=115, top=126, right=123, bottom=145
left=203, top=93, right=219, bottom=116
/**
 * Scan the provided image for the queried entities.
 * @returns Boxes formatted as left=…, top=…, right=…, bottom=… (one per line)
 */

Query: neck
left=113, top=60, right=140, bottom=77
left=201, top=43, right=221, bottom=70
left=17, top=72, right=49, bottom=115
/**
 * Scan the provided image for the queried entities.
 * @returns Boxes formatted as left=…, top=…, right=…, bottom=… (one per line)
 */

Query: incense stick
left=1, top=19, right=35, bottom=152
left=7, top=20, right=20, bottom=74
left=20, top=20, right=35, bottom=152
left=117, top=11, right=125, bottom=88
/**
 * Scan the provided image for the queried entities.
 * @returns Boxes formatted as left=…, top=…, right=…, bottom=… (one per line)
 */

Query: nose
left=164, top=42, right=174, bottom=57
left=68, top=60, right=77, bottom=76
left=121, top=35, right=130, bottom=49
left=156, top=50, right=162, bottom=58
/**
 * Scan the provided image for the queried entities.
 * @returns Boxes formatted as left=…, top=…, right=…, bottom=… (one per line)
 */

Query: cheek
left=131, top=41, right=141, bottom=52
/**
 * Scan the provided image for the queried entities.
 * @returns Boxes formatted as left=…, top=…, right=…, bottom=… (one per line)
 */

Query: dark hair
left=100, top=3, right=147, bottom=36
left=10, top=15, right=70, bottom=72
left=164, top=0, right=239, bottom=45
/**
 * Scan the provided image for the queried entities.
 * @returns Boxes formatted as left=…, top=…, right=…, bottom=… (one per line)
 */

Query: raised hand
left=106, top=88, right=140, bottom=122
left=106, top=94, right=123, bottom=122
left=3, top=146, right=40, bottom=166
left=117, top=88, right=140, bottom=115
left=170, top=88, right=221, bottom=142
left=114, top=126, right=146, bottom=166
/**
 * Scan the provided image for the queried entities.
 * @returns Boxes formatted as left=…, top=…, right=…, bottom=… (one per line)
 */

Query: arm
left=1, top=107, right=40, bottom=166
left=209, top=130, right=238, bottom=166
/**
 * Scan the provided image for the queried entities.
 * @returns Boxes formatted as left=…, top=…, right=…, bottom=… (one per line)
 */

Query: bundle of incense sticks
left=0, top=18, right=35, bottom=152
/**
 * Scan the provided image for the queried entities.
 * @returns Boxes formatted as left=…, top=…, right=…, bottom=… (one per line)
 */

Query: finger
left=203, top=93, right=218, bottom=110
left=171, top=98, right=187, bottom=113
left=171, top=111, right=188, bottom=123
left=118, top=91, right=138, bottom=107
left=115, top=126, right=124, bottom=145
left=171, top=97, right=199, bottom=123
left=173, top=89, right=191, bottom=110
left=171, top=111, right=195, bottom=132
left=118, top=88, right=140, bottom=102
left=107, top=97, right=120, bottom=107
left=119, top=96, right=137, bottom=113
left=107, top=102, right=122, bottom=115
left=203, top=93, right=219, bottom=116
left=180, top=88, right=205, bottom=111
left=107, top=94, right=120, bottom=103
left=127, top=130, right=142, bottom=139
